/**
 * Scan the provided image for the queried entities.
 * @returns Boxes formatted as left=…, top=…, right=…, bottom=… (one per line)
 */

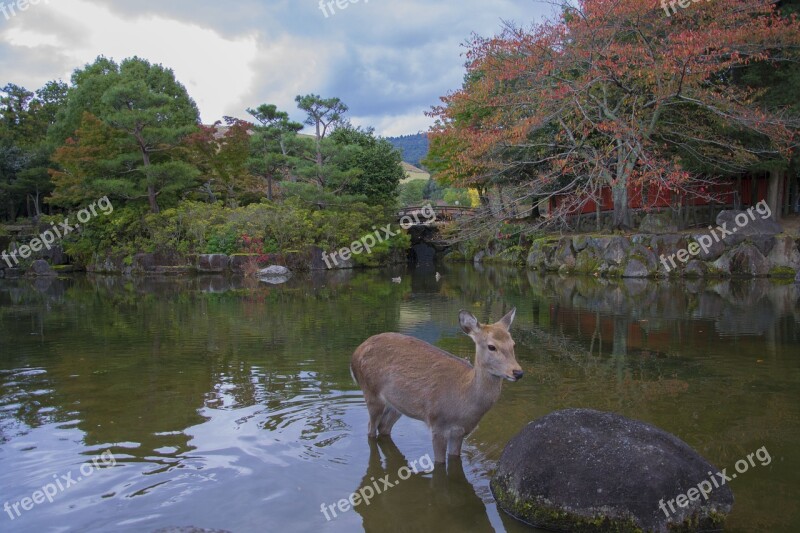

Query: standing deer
left=351, top=308, right=522, bottom=463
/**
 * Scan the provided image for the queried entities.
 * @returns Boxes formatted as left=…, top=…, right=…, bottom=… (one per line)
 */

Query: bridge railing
left=397, top=206, right=475, bottom=224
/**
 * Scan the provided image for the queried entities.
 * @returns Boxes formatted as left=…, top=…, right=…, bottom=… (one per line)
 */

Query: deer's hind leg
left=377, top=405, right=402, bottom=436
left=364, top=394, right=387, bottom=438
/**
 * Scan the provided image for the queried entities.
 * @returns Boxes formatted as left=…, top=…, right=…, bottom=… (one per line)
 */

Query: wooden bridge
left=396, top=205, right=475, bottom=226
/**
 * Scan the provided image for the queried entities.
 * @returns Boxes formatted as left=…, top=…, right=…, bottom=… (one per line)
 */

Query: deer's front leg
left=431, top=431, right=448, bottom=463
left=447, top=427, right=466, bottom=457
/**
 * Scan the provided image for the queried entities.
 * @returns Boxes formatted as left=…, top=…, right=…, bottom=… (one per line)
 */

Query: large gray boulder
left=491, top=409, right=734, bottom=533
left=527, top=239, right=558, bottom=270
left=724, top=243, right=770, bottom=277
left=716, top=210, right=782, bottom=236
left=622, top=258, right=649, bottom=278
left=639, top=212, right=678, bottom=234
left=30, top=259, right=57, bottom=277
left=197, top=254, right=229, bottom=273
left=258, top=265, right=292, bottom=284
left=767, top=236, right=800, bottom=270
left=550, top=239, right=575, bottom=271
left=603, top=237, right=630, bottom=266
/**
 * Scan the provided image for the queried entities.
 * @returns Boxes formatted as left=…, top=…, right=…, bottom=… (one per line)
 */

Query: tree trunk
left=611, top=181, right=630, bottom=230
left=147, top=185, right=160, bottom=214
left=767, top=170, right=782, bottom=221
left=315, top=122, right=324, bottom=188
left=137, top=131, right=160, bottom=214
left=267, top=175, right=273, bottom=201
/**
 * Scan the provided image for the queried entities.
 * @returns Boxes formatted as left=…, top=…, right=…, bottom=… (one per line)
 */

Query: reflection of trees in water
left=0, top=273, right=406, bottom=459
left=1, top=268, right=798, bottom=533
left=354, top=436, right=494, bottom=533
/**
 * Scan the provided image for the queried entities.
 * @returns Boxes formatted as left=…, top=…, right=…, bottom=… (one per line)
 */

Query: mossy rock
left=491, top=409, right=734, bottom=533
left=769, top=266, right=797, bottom=279
left=443, top=250, right=466, bottom=262
left=574, top=249, right=602, bottom=274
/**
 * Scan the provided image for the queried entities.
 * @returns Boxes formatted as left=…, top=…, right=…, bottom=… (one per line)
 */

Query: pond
left=0, top=266, right=798, bottom=532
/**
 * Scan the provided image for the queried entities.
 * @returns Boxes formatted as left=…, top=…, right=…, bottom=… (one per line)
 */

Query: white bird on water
left=435, top=272, right=442, bottom=282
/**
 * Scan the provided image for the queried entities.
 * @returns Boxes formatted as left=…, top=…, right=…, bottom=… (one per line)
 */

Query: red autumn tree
left=184, top=118, right=260, bottom=206
left=428, top=0, right=800, bottom=229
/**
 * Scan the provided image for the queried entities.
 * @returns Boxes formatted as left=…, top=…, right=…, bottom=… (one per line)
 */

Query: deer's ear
left=497, top=307, right=516, bottom=331
left=459, top=310, right=480, bottom=336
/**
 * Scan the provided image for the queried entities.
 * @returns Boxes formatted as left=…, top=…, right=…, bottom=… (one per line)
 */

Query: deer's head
left=459, top=308, right=523, bottom=382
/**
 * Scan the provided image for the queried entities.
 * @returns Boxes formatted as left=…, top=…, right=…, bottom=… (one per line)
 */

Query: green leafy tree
left=49, top=113, right=124, bottom=209
left=0, top=81, right=68, bottom=220
left=399, top=180, right=426, bottom=206
left=442, top=188, right=471, bottom=207
left=51, top=56, right=201, bottom=213
left=0, top=142, right=27, bottom=220
left=247, top=104, right=302, bottom=201
left=294, top=94, right=348, bottom=187
left=329, top=125, right=404, bottom=204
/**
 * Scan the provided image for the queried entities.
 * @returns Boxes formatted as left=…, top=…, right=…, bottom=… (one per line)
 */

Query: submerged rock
left=491, top=409, right=734, bottom=532
left=30, top=259, right=57, bottom=277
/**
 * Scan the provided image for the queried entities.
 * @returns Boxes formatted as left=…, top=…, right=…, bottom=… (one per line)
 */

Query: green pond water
left=0, top=266, right=798, bottom=532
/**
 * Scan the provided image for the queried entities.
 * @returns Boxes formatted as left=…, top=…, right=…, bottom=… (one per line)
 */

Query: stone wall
left=526, top=233, right=800, bottom=278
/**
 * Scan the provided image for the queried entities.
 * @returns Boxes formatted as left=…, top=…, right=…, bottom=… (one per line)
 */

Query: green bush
left=58, top=197, right=409, bottom=268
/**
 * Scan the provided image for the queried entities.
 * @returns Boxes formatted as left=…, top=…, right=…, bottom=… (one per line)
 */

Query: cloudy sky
left=0, top=0, right=553, bottom=136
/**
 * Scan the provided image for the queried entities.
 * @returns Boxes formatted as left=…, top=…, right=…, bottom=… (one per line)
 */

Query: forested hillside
left=386, top=133, right=428, bottom=168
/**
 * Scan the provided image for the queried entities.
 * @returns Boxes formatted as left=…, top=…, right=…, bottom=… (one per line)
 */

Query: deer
left=350, top=308, right=522, bottom=463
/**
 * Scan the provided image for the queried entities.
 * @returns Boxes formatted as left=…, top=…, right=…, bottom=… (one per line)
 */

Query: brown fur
left=351, top=309, right=522, bottom=463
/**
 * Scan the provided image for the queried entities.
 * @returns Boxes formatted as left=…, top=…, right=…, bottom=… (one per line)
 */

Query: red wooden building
left=550, top=173, right=798, bottom=228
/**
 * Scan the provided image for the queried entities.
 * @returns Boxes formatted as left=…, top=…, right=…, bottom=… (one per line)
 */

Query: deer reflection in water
left=354, top=436, right=494, bottom=532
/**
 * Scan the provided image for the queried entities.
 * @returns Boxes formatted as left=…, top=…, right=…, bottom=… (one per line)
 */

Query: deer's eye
left=488, top=345, right=497, bottom=352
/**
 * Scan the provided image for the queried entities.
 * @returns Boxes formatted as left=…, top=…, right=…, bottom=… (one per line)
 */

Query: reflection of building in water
left=529, top=275, right=800, bottom=356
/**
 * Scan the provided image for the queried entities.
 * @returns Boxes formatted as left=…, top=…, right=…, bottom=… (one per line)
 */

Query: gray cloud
left=1, top=0, right=553, bottom=135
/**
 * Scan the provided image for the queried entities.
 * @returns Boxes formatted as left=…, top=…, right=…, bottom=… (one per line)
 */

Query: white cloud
left=353, top=110, right=433, bottom=138
left=238, top=36, right=346, bottom=127
left=0, top=0, right=260, bottom=122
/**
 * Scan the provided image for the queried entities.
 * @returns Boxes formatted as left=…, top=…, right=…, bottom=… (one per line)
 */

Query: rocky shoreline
left=520, top=232, right=800, bottom=279
left=0, top=247, right=407, bottom=278
left=475, top=211, right=800, bottom=280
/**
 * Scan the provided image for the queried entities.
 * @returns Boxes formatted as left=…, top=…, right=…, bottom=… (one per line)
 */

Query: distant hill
left=386, top=133, right=428, bottom=168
